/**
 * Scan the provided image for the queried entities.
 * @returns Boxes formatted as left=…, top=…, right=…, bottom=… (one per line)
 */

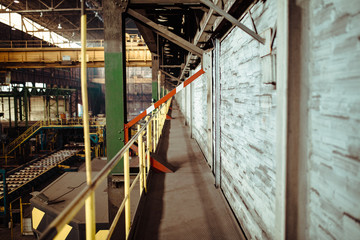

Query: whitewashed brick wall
left=219, top=1, right=277, bottom=239
left=306, top=0, right=360, bottom=239
left=176, top=0, right=360, bottom=239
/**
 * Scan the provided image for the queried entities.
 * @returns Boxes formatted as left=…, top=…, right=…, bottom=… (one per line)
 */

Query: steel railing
left=39, top=99, right=171, bottom=240
left=6, top=120, right=43, bottom=155
left=5, top=117, right=104, bottom=156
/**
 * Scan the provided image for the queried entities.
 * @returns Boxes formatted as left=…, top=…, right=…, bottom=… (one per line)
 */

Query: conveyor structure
left=0, top=149, right=80, bottom=203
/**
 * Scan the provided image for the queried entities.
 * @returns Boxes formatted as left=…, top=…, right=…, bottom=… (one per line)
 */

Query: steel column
left=14, top=96, right=18, bottom=128
left=19, top=96, right=22, bottom=122
left=214, top=38, right=221, bottom=188
left=8, top=96, right=11, bottom=128
left=24, top=87, right=28, bottom=127
left=104, top=0, right=127, bottom=173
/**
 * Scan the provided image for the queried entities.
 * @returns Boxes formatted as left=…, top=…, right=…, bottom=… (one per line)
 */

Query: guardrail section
left=39, top=99, right=171, bottom=240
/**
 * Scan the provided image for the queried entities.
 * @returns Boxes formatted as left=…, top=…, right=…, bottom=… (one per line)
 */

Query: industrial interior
left=0, top=0, right=359, bottom=240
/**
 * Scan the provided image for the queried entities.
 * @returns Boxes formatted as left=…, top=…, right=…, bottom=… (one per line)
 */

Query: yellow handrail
left=6, top=120, right=43, bottom=155
left=39, top=99, right=171, bottom=240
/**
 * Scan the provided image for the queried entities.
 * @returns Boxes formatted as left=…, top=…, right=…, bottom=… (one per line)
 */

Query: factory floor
left=131, top=101, right=246, bottom=240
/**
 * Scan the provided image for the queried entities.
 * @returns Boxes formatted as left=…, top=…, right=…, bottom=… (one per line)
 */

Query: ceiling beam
left=133, top=9, right=157, bottom=53
left=160, top=69, right=180, bottom=82
left=160, top=65, right=182, bottom=68
left=0, top=8, right=103, bottom=14
left=27, top=28, right=103, bottom=32
left=127, top=8, right=204, bottom=57
left=129, top=0, right=200, bottom=4
left=200, top=0, right=265, bottom=44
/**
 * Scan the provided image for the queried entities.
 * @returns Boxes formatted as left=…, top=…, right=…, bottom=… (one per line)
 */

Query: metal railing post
left=142, top=141, right=146, bottom=192
left=20, top=197, right=23, bottom=234
left=138, top=125, right=144, bottom=195
left=152, top=114, right=156, bottom=151
left=146, top=121, right=151, bottom=174
left=80, top=1, right=96, bottom=240
left=124, top=149, right=131, bottom=238
left=157, top=112, right=160, bottom=144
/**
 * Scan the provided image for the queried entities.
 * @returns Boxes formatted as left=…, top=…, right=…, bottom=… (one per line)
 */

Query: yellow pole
left=142, top=141, right=146, bottom=192
left=138, top=125, right=143, bottom=195
left=124, top=149, right=131, bottom=238
left=146, top=121, right=151, bottom=174
left=152, top=114, right=156, bottom=151
left=157, top=112, right=160, bottom=144
left=80, top=2, right=96, bottom=240
left=10, top=202, right=13, bottom=240
left=20, top=198, right=23, bottom=235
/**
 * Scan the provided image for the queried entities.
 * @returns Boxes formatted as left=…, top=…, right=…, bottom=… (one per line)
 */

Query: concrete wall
left=177, top=0, right=360, bottom=239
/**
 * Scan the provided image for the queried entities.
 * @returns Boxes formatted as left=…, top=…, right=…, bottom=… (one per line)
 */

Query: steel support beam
left=160, top=69, right=180, bottom=83
left=104, top=0, right=127, bottom=174
left=0, top=8, right=103, bottom=14
left=127, top=8, right=204, bottom=57
left=214, top=38, right=221, bottom=188
left=200, top=0, right=265, bottom=44
left=0, top=47, right=151, bottom=68
left=14, top=96, right=18, bottom=128
left=8, top=96, right=11, bottom=128
left=160, top=65, right=182, bottom=68
left=27, top=28, right=104, bottom=32
left=23, top=86, right=28, bottom=127
left=129, top=0, right=200, bottom=3
left=152, top=54, right=159, bottom=102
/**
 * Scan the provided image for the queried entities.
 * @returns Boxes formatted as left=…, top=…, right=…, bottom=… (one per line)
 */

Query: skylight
left=0, top=4, right=78, bottom=48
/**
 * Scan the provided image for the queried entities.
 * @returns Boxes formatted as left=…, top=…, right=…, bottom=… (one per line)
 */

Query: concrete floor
left=132, top=101, right=245, bottom=240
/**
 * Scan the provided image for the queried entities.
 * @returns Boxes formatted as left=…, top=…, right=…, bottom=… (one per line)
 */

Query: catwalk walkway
left=132, top=101, right=245, bottom=240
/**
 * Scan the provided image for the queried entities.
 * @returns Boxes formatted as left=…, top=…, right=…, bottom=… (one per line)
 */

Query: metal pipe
left=80, top=1, right=96, bottom=240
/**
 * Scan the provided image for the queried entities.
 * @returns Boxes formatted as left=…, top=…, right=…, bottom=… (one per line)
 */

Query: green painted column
left=104, top=0, right=126, bottom=173
left=152, top=54, right=159, bottom=102
left=152, top=82, right=158, bottom=102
